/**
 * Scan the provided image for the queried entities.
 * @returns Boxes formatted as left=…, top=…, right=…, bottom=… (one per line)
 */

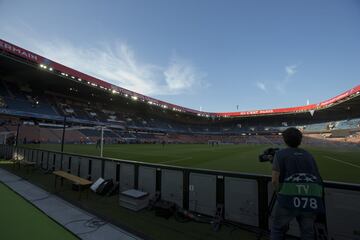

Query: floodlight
left=49, top=67, right=53, bottom=71
left=131, top=96, right=138, bottom=101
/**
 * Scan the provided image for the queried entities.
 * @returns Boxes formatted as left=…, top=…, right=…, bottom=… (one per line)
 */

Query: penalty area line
left=324, top=156, right=360, bottom=169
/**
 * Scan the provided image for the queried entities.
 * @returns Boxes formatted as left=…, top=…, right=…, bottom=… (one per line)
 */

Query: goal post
left=0, top=131, right=15, bottom=145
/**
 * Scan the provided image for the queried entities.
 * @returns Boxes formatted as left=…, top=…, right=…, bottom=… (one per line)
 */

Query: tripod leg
left=268, top=192, right=277, bottom=217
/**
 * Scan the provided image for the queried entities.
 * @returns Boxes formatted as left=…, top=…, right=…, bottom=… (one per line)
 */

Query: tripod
left=268, top=192, right=277, bottom=217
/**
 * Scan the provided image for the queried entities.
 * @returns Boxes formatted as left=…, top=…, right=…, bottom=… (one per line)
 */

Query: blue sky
left=0, top=0, right=359, bottom=112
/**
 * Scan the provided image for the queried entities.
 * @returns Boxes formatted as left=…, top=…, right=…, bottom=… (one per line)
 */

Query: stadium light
left=49, top=67, right=53, bottom=71
left=131, top=96, right=138, bottom=101
left=148, top=101, right=153, bottom=105
left=78, top=78, right=82, bottom=82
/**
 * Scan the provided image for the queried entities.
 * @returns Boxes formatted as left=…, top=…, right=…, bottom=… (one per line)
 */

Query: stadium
left=0, top=37, right=360, bottom=240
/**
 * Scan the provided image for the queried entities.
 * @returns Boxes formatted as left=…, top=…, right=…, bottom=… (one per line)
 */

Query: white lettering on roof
left=0, top=40, right=38, bottom=61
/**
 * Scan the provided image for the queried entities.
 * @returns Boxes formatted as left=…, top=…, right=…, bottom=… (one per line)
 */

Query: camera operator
left=271, top=127, right=324, bottom=240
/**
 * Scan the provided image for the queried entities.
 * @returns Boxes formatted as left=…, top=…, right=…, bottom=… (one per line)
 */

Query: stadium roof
left=1, top=38, right=360, bottom=119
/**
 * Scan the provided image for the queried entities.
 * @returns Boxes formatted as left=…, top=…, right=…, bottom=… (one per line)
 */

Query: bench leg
left=54, top=175, right=57, bottom=191
left=78, top=185, right=82, bottom=201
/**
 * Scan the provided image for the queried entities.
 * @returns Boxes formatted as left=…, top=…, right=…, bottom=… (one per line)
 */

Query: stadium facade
left=1, top=39, right=360, bottom=240
left=0, top=38, right=360, bottom=141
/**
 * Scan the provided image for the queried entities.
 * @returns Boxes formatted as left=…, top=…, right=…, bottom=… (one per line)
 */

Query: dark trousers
left=270, top=202, right=316, bottom=240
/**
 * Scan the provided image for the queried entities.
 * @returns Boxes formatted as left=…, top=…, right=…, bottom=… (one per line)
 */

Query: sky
left=0, top=0, right=360, bottom=112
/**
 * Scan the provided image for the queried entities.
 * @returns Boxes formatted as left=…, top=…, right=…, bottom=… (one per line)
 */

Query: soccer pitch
left=26, top=143, right=360, bottom=184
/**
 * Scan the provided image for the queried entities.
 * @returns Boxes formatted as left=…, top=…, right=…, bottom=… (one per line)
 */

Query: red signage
left=0, top=39, right=40, bottom=62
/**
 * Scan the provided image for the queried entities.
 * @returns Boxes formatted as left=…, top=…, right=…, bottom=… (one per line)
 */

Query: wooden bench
left=53, top=171, right=92, bottom=200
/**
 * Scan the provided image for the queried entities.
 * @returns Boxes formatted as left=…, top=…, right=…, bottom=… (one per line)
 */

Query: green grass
left=0, top=182, right=77, bottom=240
left=25, top=143, right=360, bottom=184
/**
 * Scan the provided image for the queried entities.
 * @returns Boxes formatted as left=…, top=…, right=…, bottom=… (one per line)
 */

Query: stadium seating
left=1, top=76, right=360, bottom=147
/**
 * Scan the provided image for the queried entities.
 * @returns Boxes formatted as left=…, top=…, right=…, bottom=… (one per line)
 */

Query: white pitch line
left=324, top=156, right=360, bottom=169
left=160, top=156, right=193, bottom=164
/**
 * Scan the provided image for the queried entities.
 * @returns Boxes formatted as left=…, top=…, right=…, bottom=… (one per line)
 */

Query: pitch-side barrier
left=1, top=144, right=359, bottom=240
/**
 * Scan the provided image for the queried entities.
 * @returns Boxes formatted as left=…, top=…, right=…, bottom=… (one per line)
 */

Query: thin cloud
left=256, top=82, right=267, bottom=92
left=285, top=64, right=297, bottom=77
left=36, top=41, right=206, bottom=96
left=275, top=64, right=299, bottom=93
left=0, top=21, right=207, bottom=96
left=164, top=55, right=206, bottom=94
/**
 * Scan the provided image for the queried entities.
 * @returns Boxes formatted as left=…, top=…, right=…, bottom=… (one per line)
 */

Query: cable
left=225, top=221, right=269, bottom=239
left=77, top=217, right=137, bottom=238
left=63, top=217, right=107, bottom=235
left=31, top=195, right=51, bottom=202
left=64, top=218, right=90, bottom=226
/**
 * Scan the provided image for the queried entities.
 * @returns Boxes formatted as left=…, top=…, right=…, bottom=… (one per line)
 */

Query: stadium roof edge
left=1, top=38, right=359, bottom=118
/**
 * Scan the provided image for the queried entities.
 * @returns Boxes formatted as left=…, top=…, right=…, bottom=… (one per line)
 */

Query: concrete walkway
left=0, top=168, right=142, bottom=240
